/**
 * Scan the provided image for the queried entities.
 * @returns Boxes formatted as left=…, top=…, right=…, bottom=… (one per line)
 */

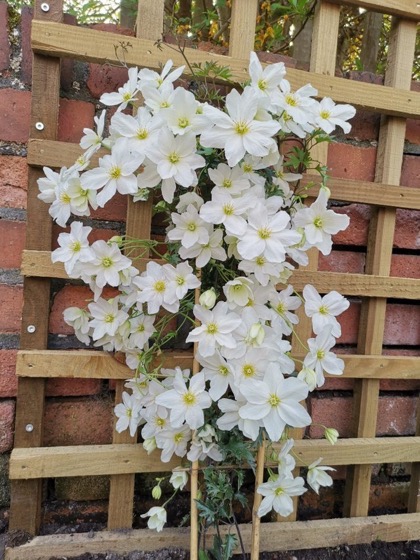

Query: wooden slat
left=30, top=21, right=420, bottom=118
left=15, top=349, right=420, bottom=380
left=9, top=0, right=63, bottom=536
left=408, top=400, right=420, bottom=513
left=327, top=0, right=420, bottom=20
left=21, top=250, right=420, bottom=299
left=345, top=17, right=418, bottom=518
left=107, top=0, right=164, bottom=531
left=9, top=438, right=420, bottom=480
left=5, top=512, right=420, bottom=560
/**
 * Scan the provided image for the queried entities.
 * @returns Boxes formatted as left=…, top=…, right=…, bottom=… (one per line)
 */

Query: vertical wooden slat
left=9, top=0, right=63, bottom=535
left=284, top=0, right=341, bottom=523
left=107, top=0, right=164, bottom=531
left=344, top=17, right=417, bottom=518
left=228, top=0, right=258, bottom=59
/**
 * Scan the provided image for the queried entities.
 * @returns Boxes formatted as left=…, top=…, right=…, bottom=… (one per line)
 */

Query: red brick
left=347, top=110, right=379, bottom=142
left=46, top=378, right=103, bottom=397
left=318, top=250, right=365, bottom=274
left=332, top=204, right=370, bottom=246
left=87, top=65, right=129, bottom=99
left=380, top=349, right=420, bottom=392
left=0, top=400, right=15, bottom=452
left=0, top=89, right=32, bottom=143
left=0, top=285, right=23, bottom=332
left=257, top=50, right=297, bottom=68
left=406, top=117, right=420, bottom=145
left=337, top=301, right=360, bottom=345
left=390, top=254, right=420, bottom=279
left=0, top=155, right=28, bottom=209
left=58, top=99, right=95, bottom=143
left=384, top=303, right=420, bottom=346
left=394, top=209, right=420, bottom=250
left=90, top=193, right=127, bottom=222
left=327, top=144, right=377, bottom=182
left=43, top=398, right=113, bottom=446
left=0, top=2, right=10, bottom=72
left=401, top=155, right=420, bottom=188
left=377, top=396, right=417, bottom=436
left=309, top=396, right=353, bottom=438
left=0, top=220, right=26, bottom=269
left=369, top=482, right=409, bottom=514
left=0, top=349, right=18, bottom=397
left=20, top=6, right=33, bottom=85
left=49, top=285, right=117, bottom=334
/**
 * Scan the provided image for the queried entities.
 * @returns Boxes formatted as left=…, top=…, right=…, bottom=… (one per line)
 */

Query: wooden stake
left=190, top=272, right=202, bottom=560
left=250, top=439, right=266, bottom=560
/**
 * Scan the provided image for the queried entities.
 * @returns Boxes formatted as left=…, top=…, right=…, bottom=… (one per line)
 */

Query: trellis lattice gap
left=7, top=0, right=420, bottom=558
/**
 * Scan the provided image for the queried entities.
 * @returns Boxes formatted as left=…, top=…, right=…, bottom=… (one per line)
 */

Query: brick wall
left=0, top=2, right=419, bottom=528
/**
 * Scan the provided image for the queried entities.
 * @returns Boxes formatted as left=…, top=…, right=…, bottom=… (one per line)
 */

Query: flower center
left=60, top=192, right=71, bottom=204
left=256, top=256, right=265, bottom=266
left=156, top=417, right=166, bottom=427
left=137, top=128, right=148, bottom=140
left=102, top=257, right=113, bottom=268
left=126, top=407, right=132, bottom=417
left=223, top=203, right=234, bottom=216
left=187, top=222, right=197, bottom=231
left=71, top=240, right=81, bottom=253
left=285, top=94, right=297, bottom=107
left=222, top=179, right=232, bottom=188
left=169, top=153, right=180, bottom=164
left=176, top=276, right=185, bottom=285
left=104, top=313, right=115, bottom=324
left=174, top=432, right=184, bottom=443
left=109, top=166, right=122, bottom=180
left=258, top=227, right=271, bottom=240
left=320, top=110, right=331, bottom=119
left=243, top=364, right=255, bottom=377
left=137, top=324, right=145, bottom=333
left=206, top=322, right=218, bottom=335
left=219, top=366, right=229, bottom=376
left=319, top=305, right=328, bottom=315
left=183, top=391, right=197, bottom=406
left=234, top=121, right=249, bottom=135
left=178, top=117, right=189, bottom=128
left=243, top=163, right=253, bottom=173
left=314, top=216, right=324, bottom=229
left=268, top=394, right=281, bottom=407
left=161, top=101, right=170, bottom=108
left=154, top=280, right=166, bottom=292
left=122, top=92, right=132, bottom=102
left=276, top=303, right=285, bottom=315
left=274, top=486, right=284, bottom=496
left=258, top=78, right=267, bottom=91
left=316, top=349, right=325, bottom=360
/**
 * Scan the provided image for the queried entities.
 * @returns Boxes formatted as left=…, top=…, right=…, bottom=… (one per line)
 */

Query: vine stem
left=190, top=269, right=201, bottom=560
left=251, top=438, right=266, bottom=560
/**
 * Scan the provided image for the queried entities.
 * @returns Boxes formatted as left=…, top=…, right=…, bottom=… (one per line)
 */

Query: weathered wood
left=229, top=0, right=257, bottom=59
left=9, top=0, right=63, bottom=535
left=30, top=21, right=420, bottom=118
left=5, top=512, right=420, bottom=559
left=9, top=438, right=420, bottom=480
left=408, top=399, right=420, bottom=513
left=327, top=0, right=420, bottom=20
left=15, top=349, right=420, bottom=380
left=21, top=250, right=420, bottom=299
left=26, top=138, right=420, bottom=210
left=344, top=17, right=418, bottom=518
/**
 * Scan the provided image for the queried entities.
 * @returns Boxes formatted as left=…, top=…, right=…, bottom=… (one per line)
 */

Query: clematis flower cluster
left=38, top=52, right=355, bottom=527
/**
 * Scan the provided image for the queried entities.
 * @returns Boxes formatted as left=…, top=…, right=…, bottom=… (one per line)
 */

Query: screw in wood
left=35, top=122, right=45, bottom=131
left=25, top=424, right=34, bottom=432
left=41, top=3, right=50, bottom=11
left=27, top=325, right=36, bottom=333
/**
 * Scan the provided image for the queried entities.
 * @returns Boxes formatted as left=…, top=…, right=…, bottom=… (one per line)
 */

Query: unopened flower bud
left=324, top=427, right=339, bottom=445
left=143, top=437, right=157, bottom=454
left=199, top=289, right=217, bottom=309
left=108, top=235, right=123, bottom=246
left=249, top=322, right=265, bottom=345
left=152, top=485, right=162, bottom=500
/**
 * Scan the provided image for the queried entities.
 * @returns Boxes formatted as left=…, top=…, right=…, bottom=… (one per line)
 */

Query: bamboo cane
left=251, top=438, right=266, bottom=560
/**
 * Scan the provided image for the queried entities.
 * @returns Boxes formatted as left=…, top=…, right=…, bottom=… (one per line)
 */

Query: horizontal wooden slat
left=31, top=21, right=420, bottom=117
left=16, top=349, right=194, bottom=378
left=28, top=139, right=420, bottom=211
left=9, top=437, right=420, bottom=480
left=16, top=349, right=420, bottom=379
left=6, top=512, right=420, bottom=559
left=21, top=250, right=420, bottom=299
left=327, top=0, right=420, bottom=20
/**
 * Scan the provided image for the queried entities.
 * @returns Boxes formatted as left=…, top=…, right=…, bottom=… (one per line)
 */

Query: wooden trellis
left=6, top=0, right=420, bottom=558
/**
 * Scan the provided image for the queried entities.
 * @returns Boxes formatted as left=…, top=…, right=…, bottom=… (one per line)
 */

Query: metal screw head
left=27, top=325, right=36, bottom=333
left=25, top=424, right=34, bottom=433
left=35, top=122, right=44, bottom=131
left=40, top=3, right=50, bottom=11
